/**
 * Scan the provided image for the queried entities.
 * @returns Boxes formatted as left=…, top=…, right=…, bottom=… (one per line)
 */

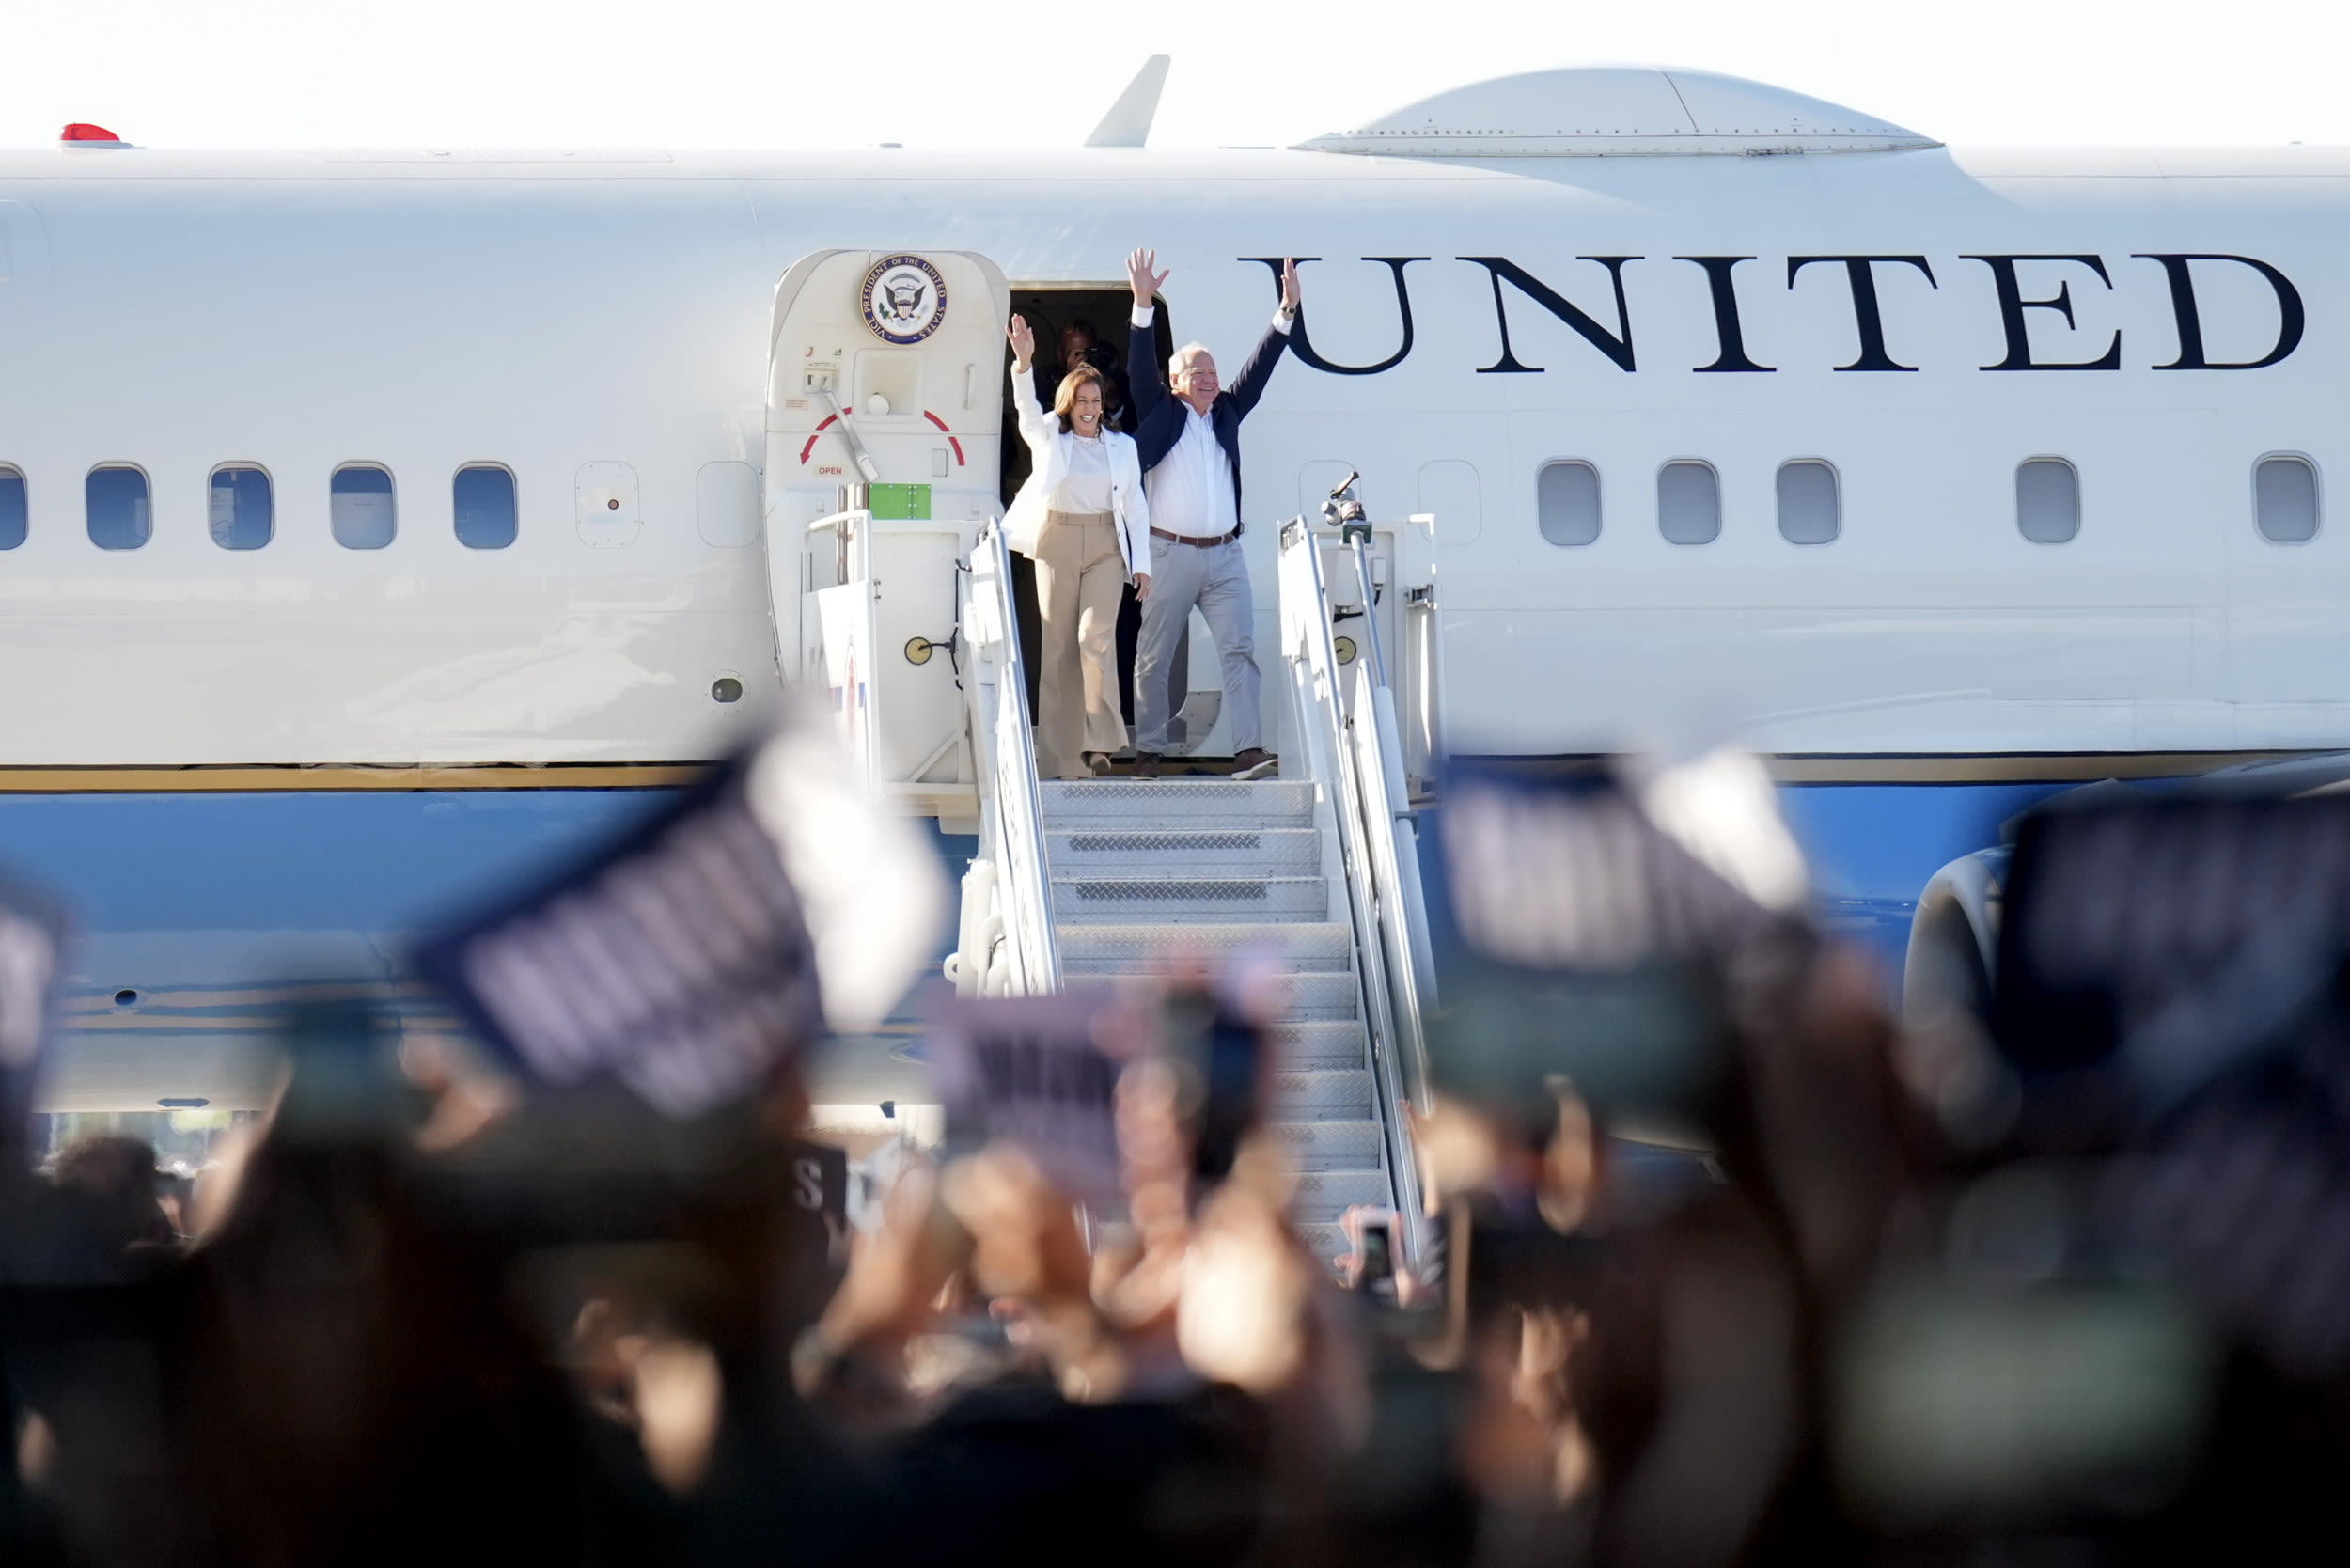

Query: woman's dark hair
left=1052, top=365, right=1107, bottom=433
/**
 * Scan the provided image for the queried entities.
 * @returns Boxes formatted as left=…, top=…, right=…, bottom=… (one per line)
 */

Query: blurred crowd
left=6, top=757, right=2350, bottom=1568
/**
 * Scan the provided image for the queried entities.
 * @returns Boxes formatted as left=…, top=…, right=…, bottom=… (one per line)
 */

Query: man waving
left=1123, top=247, right=1299, bottom=781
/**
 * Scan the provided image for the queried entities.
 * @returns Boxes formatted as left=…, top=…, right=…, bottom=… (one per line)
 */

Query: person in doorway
left=1005, top=315, right=1153, bottom=779
left=1124, top=247, right=1298, bottom=781
left=1058, top=318, right=1135, bottom=432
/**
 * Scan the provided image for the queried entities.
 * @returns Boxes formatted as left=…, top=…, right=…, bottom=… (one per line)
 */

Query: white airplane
left=1, top=62, right=2339, bottom=1116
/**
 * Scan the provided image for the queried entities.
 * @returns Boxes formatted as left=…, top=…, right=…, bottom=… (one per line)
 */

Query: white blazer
left=1003, top=366, right=1152, bottom=574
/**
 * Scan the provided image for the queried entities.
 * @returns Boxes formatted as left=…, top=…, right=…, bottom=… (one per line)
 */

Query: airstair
left=1043, top=776, right=1383, bottom=1264
left=761, top=249, right=1442, bottom=1276
left=792, top=495, right=1445, bottom=1274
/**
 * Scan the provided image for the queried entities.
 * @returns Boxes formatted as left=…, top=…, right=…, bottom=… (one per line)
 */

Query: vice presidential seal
left=861, top=255, right=948, bottom=345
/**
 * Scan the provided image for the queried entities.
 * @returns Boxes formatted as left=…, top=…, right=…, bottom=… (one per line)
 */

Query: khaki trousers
left=1034, top=510, right=1128, bottom=777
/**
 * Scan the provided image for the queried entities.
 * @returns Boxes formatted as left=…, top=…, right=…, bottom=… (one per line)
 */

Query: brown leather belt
left=1151, top=526, right=1237, bottom=548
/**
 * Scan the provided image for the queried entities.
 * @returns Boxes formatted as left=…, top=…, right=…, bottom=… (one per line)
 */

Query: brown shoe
left=1084, top=752, right=1112, bottom=776
left=1133, top=751, right=1163, bottom=780
left=1231, top=748, right=1278, bottom=781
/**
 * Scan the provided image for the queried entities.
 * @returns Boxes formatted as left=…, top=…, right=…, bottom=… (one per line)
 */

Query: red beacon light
left=59, top=123, right=127, bottom=146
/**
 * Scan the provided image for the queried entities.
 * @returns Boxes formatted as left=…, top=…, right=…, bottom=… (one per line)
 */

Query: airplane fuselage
left=5, top=136, right=2346, bottom=771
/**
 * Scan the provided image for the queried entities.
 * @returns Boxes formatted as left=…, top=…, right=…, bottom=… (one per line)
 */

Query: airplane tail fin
left=1085, top=55, right=1170, bottom=149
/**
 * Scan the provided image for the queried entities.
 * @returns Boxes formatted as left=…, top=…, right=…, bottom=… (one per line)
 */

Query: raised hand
left=1279, top=257, right=1301, bottom=316
left=1007, top=314, right=1034, bottom=370
left=1127, top=246, right=1170, bottom=308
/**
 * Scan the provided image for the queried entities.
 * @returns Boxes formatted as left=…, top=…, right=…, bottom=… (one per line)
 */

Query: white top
left=1051, top=433, right=1114, bottom=515
left=1003, top=365, right=1152, bottom=574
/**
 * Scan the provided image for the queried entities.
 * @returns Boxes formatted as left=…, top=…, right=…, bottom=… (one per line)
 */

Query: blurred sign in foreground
left=1996, top=790, right=2350, bottom=1378
left=927, top=989, right=1134, bottom=1211
left=0, top=867, right=65, bottom=1155
left=1997, top=790, right=2350, bottom=1106
left=1424, top=751, right=1808, bottom=1125
left=421, top=699, right=946, bottom=1120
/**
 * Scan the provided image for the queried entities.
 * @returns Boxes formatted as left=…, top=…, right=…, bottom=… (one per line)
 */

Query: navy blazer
left=1126, top=313, right=1292, bottom=535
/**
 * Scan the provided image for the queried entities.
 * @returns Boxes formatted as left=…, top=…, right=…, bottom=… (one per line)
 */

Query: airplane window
left=0, top=467, right=24, bottom=550
left=86, top=465, right=150, bottom=551
left=2016, top=459, right=2079, bottom=544
left=210, top=465, right=274, bottom=550
left=454, top=464, right=517, bottom=549
left=333, top=464, right=397, bottom=549
left=1657, top=461, right=1720, bottom=545
left=2255, top=455, right=2319, bottom=543
left=1777, top=460, right=1840, bottom=545
left=1537, top=461, right=1601, bottom=546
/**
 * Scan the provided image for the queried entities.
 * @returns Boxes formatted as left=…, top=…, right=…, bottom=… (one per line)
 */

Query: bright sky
left=0, top=0, right=2335, bottom=152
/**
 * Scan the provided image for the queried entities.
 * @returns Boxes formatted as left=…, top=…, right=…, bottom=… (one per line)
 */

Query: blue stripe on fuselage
left=0, top=780, right=2065, bottom=1096
left=1779, top=782, right=2070, bottom=986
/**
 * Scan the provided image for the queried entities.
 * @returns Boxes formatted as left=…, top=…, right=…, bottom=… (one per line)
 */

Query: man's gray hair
left=1169, top=341, right=1214, bottom=376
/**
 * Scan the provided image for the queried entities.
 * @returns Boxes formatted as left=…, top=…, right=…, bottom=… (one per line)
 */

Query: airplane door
left=761, top=251, right=1008, bottom=820
left=763, top=250, right=1009, bottom=682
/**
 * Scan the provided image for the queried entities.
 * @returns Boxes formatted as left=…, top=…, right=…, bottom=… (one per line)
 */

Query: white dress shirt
left=1132, top=304, right=1292, bottom=539
left=1050, top=433, right=1114, bottom=515
left=1149, top=405, right=1238, bottom=539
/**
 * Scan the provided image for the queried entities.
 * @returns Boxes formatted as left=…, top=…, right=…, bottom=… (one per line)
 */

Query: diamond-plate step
left=1268, top=1069, right=1372, bottom=1119
left=1268, top=1020, right=1369, bottom=1070
left=1289, top=1168, right=1392, bottom=1223
left=1058, top=922, right=1355, bottom=974
left=1273, top=973, right=1362, bottom=1022
left=1045, top=827, right=1321, bottom=875
left=1073, top=970, right=1361, bottom=1022
left=1261, top=1120, right=1384, bottom=1171
left=1051, top=875, right=1328, bottom=923
left=1040, top=779, right=1316, bottom=828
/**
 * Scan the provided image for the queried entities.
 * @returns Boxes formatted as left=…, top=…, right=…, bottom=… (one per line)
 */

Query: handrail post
left=1340, top=520, right=1389, bottom=694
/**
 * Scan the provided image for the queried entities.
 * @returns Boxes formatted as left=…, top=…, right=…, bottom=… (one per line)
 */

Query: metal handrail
left=1347, top=658, right=1438, bottom=1118
left=1277, top=518, right=1431, bottom=1275
left=800, top=508, right=870, bottom=593
left=1336, top=525, right=1439, bottom=1109
left=961, top=519, right=1060, bottom=993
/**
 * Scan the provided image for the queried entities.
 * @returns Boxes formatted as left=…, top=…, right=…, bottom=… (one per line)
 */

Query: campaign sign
left=1996, top=791, right=2350, bottom=1106
left=1998, top=790, right=2350, bottom=1374
left=1434, top=760, right=1793, bottom=976
left=1422, top=762, right=1769, bottom=1123
left=418, top=753, right=822, bottom=1121
left=0, top=867, right=66, bottom=1156
left=926, top=991, right=1132, bottom=1210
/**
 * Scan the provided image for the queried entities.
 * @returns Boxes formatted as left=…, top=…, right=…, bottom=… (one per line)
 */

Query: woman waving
left=1003, top=313, right=1152, bottom=779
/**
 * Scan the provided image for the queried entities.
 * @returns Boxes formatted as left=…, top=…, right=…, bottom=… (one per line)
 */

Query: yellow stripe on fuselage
left=0, top=763, right=709, bottom=793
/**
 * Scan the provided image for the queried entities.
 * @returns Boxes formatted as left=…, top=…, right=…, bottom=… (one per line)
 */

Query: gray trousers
left=1134, top=535, right=1261, bottom=755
